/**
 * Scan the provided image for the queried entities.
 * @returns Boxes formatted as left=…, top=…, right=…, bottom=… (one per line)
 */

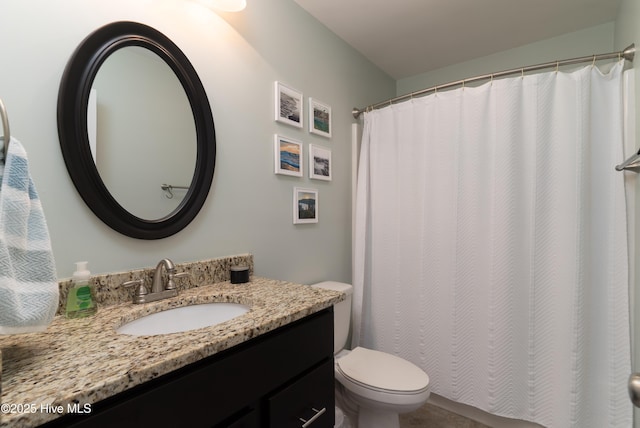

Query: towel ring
left=0, top=98, right=10, bottom=158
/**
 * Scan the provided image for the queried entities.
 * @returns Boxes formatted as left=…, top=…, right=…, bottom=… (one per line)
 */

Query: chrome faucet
left=122, top=258, right=191, bottom=304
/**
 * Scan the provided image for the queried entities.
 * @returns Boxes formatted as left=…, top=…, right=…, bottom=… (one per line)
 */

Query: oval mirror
left=57, top=21, right=216, bottom=239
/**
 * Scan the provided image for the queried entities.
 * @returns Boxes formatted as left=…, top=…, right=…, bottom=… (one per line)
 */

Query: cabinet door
left=40, top=309, right=334, bottom=428
left=212, top=405, right=259, bottom=428
left=268, top=360, right=335, bottom=428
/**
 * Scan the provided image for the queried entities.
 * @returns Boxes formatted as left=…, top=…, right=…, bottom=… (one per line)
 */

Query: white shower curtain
left=353, top=61, right=632, bottom=428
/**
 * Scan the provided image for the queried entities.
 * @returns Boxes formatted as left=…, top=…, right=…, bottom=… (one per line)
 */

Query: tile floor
left=400, top=402, right=491, bottom=428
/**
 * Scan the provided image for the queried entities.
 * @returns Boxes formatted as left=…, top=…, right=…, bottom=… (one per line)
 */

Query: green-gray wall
left=397, top=22, right=616, bottom=95
left=1, top=0, right=638, bottom=422
left=615, top=0, right=640, bottom=425
left=0, top=0, right=394, bottom=281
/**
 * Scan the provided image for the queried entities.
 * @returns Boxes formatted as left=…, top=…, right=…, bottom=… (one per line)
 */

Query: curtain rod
left=352, top=44, right=636, bottom=119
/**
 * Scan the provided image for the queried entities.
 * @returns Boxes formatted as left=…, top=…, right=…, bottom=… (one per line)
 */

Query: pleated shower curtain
left=353, top=61, right=632, bottom=428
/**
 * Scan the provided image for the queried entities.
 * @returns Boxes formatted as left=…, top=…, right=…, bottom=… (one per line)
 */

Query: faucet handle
left=166, top=272, right=192, bottom=290
left=122, top=279, right=148, bottom=299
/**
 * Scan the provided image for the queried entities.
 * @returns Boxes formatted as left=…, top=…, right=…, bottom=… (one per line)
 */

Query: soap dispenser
left=65, top=261, right=97, bottom=318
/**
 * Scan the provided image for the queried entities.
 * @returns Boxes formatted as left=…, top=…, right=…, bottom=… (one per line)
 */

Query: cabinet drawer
left=268, top=360, right=335, bottom=428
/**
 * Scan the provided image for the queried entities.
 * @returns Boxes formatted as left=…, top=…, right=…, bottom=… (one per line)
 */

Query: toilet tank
left=312, top=281, right=353, bottom=354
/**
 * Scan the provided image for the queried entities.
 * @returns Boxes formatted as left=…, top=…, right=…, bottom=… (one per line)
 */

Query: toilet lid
left=337, top=347, right=429, bottom=393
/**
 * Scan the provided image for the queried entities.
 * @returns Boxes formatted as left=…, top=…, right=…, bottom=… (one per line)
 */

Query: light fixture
left=196, top=0, right=246, bottom=12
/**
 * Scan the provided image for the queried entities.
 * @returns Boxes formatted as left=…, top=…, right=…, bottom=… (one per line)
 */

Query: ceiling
left=294, top=0, right=621, bottom=80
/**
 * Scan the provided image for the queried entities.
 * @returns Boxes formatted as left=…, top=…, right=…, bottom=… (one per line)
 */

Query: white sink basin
left=116, top=302, right=250, bottom=336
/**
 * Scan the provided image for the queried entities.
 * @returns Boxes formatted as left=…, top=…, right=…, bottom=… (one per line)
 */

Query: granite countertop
left=0, top=277, right=344, bottom=427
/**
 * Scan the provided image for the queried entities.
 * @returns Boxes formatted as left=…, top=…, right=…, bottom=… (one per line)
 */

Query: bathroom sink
left=116, top=302, right=250, bottom=336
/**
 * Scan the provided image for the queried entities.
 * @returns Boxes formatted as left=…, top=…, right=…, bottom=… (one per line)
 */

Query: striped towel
left=0, top=137, right=58, bottom=334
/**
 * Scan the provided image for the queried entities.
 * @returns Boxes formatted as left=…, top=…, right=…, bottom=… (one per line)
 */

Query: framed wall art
left=309, top=144, right=332, bottom=181
left=309, top=98, right=331, bottom=138
left=293, top=187, right=318, bottom=224
left=275, top=81, right=303, bottom=128
left=274, top=135, right=303, bottom=177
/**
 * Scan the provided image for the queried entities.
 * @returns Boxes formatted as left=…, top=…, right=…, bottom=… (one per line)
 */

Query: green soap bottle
left=65, top=261, right=97, bottom=318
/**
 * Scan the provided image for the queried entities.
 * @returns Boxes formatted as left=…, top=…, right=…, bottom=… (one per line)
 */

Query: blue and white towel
left=0, top=137, right=58, bottom=334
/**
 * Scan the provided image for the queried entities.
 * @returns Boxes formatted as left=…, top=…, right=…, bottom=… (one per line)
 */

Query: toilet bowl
left=335, top=347, right=430, bottom=427
left=312, top=281, right=430, bottom=428
left=334, top=405, right=352, bottom=428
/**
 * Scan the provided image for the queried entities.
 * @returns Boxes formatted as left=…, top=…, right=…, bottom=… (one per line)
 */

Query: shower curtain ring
left=521, top=68, right=524, bottom=78
left=592, top=55, right=597, bottom=67
left=555, top=61, right=559, bottom=73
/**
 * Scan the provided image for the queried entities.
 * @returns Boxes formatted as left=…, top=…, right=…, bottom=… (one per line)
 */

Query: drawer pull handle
left=299, top=407, right=326, bottom=427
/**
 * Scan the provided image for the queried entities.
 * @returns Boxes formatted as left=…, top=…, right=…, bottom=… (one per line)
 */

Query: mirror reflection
left=89, top=47, right=197, bottom=220
left=58, top=21, right=216, bottom=239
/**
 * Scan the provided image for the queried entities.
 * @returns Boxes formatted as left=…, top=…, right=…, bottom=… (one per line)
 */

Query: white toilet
left=313, top=281, right=430, bottom=428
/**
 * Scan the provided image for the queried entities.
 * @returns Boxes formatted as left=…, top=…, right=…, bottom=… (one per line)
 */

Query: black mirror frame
left=57, top=21, right=216, bottom=240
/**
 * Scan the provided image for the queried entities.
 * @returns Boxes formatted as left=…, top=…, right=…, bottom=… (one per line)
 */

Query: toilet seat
left=335, top=347, right=430, bottom=406
left=337, top=347, right=429, bottom=393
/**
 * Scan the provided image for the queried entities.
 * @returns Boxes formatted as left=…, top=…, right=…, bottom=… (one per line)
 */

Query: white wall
left=0, top=0, right=394, bottom=280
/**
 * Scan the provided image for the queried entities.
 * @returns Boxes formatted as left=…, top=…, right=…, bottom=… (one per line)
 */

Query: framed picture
left=293, top=187, right=318, bottom=224
left=274, top=135, right=303, bottom=177
left=309, top=144, right=332, bottom=181
left=275, top=81, right=303, bottom=128
left=309, top=98, right=331, bottom=138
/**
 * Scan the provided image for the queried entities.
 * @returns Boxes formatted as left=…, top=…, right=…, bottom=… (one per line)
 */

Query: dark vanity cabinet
left=42, top=308, right=335, bottom=428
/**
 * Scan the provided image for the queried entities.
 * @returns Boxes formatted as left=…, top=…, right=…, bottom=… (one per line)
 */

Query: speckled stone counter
left=0, top=273, right=344, bottom=427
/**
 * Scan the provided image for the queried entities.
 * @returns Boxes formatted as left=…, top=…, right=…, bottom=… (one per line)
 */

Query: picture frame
left=274, top=135, right=303, bottom=177
left=293, top=187, right=318, bottom=224
left=309, top=144, right=332, bottom=181
left=309, top=98, right=331, bottom=138
left=275, top=81, right=303, bottom=128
